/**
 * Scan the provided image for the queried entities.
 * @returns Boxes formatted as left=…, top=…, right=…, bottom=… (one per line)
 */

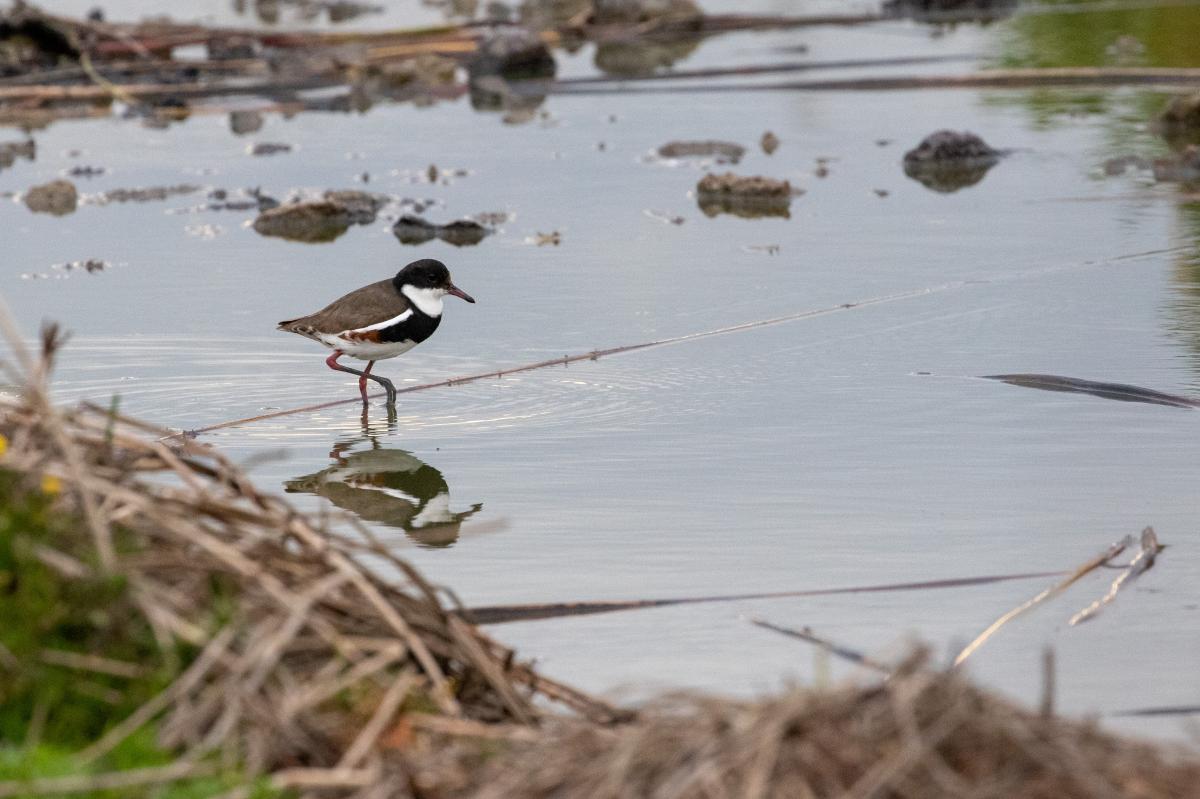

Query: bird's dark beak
left=446, top=283, right=475, bottom=303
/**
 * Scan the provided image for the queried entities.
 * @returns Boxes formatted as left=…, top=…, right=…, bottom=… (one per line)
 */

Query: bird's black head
left=393, top=259, right=475, bottom=303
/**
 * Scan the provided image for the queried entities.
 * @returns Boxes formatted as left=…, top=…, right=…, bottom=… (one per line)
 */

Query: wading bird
left=278, top=259, right=475, bottom=405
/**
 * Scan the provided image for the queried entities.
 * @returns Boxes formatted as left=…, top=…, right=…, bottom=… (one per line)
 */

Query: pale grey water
left=4, top=0, right=1200, bottom=739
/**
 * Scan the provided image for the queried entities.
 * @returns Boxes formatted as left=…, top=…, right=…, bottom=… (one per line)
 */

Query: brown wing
left=278, top=279, right=411, bottom=335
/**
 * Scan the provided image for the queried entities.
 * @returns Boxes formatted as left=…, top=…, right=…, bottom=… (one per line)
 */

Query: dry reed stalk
left=953, top=536, right=1135, bottom=666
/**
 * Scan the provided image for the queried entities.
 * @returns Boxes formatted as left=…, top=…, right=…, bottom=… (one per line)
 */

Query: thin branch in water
left=1069, top=527, right=1165, bottom=625
left=748, top=617, right=891, bottom=674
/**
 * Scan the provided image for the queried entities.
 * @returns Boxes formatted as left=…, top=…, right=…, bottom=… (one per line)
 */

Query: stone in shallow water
left=253, top=201, right=354, bottom=243
left=23, top=179, right=77, bottom=216
left=902, top=130, right=1002, bottom=193
left=695, top=172, right=794, bottom=219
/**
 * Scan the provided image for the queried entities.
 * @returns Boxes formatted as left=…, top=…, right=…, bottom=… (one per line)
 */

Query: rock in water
left=253, top=201, right=354, bottom=243
left=902, top=130, right=1002, bottom=193
left=469, top=26, right=556, bottom=81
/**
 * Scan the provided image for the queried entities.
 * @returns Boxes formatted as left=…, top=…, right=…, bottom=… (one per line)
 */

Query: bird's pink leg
left=325, top=351, right=397, bottom=406
left=359, top=361, right=375, bottom=401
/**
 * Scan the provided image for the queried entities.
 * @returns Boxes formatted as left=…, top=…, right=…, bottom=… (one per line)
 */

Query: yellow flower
left=40, top=474, right=61, bottom=495
left=0, top=433, right=7, bottom=457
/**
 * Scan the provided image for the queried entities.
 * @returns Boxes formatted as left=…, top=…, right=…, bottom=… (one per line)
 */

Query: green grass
left=0, top=468, right=280, bottom=798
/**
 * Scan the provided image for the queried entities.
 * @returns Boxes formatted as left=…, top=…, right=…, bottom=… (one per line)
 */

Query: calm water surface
left=4, top=0, right=1200, bottom=739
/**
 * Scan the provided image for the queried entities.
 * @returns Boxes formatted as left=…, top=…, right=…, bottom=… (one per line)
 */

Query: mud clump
left=393, top=215, right=491, bottom=247
left=902, top=130, right=1002, bottom=193
left=1152, top=145, right=1200, bottom=185
left=253, top=201, right=356, bottom=243
left=695, top=172, right=793, bottom=219
left=658, top=140, right=745, bottom=164
left=1154, top=92, right=1200, bottom=148
left=23, top=179, right=77, bottom=215
left=0, top=138, right=35, bottom=171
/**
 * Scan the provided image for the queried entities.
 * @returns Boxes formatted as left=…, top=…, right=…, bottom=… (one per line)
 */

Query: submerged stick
left=749, top=618, right=891, bottom=674
left=953, top=537, right=1133, bottom=667
left=460, top=571, right=1063, bottom=625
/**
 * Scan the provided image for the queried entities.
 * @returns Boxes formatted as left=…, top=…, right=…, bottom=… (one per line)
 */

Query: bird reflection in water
left=285, top=410, right=483, bottom=548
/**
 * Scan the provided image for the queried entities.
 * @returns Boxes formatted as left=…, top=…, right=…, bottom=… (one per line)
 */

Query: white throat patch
left=402, top=285, right=445, bottom=317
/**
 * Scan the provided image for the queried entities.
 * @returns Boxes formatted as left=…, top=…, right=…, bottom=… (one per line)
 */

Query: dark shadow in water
left=285, top=413, right=483, bottom=548
left=983, top=374, right=1200, bottom=409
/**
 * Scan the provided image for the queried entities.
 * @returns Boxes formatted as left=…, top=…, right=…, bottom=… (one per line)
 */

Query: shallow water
left=5, top=0, right=1200, bottom=739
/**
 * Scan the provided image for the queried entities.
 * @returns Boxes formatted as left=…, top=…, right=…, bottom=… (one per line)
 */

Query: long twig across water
left=177, top=245, right=1190, bottom=438
left=460, top=571, right=1064, bottom=625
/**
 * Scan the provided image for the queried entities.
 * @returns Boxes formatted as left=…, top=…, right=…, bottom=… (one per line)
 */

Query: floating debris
left=528, top=230, right=562, bottom=246
left=393, top=215, right=492, bottom=247
left=742, top=244, right=780, bottom=255
left=902, top=129, right=1002, bottom=193
left=248, top=142, right=294, bottom=156
left=1152, top=145, right=1200, bottom=185
left=657, top=140, right=745, bottom=164
left=473, top=210, right=514, bottom=226
left=874, top=188, right=890, bottom=197
left=876, top=138, right=893, bottom=147
left=695, top=172, right=794, bottom=219
left=91, top=184, right=202, bottom=204
left=644, top=209, right=685, bottom=225
left=760, top=130, right=780, bottom=155
left=23, top=258, right=113, bottom=279
left=64, top=164, right=106, bottom=178
left=0, top=138, right=35, bottom=171
left=185, top=223, right=224, bottom=239
left=23, top=179, right=77, bottom=215
left=253, top=200, right=357, bottom=243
